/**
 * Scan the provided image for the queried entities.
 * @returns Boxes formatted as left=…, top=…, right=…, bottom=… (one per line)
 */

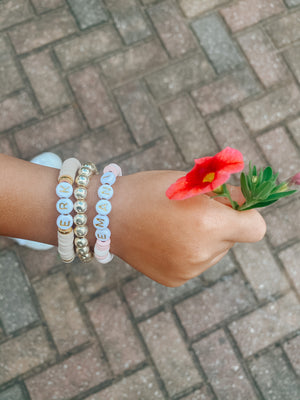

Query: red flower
left=166, top=147, right=244, bottom=200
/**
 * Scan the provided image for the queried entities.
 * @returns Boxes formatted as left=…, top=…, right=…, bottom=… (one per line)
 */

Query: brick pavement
left=0, top=0, right=300, bottom=399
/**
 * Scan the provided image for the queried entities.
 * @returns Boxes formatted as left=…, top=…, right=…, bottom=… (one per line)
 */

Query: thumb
left=225, top=208, right=267, bottom=243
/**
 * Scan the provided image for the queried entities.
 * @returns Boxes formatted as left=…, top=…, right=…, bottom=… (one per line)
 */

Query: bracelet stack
left=56, top=159, right=120, bottom=265
left=74, top=162, right=98, bottom=263
left=93, top=163, right=122, bottom=264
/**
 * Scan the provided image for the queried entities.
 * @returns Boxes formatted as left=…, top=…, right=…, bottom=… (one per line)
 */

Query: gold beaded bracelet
left=73, top=162, right=98, bottom=263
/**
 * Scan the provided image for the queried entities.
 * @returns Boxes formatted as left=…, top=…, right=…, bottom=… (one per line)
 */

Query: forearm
left=0, top=154, right=101, bottom=248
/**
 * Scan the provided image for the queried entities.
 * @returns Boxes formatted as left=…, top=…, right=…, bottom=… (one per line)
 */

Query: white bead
left=56, top=198, right=73, bottom=215
left=58, top=158, right=81, bottom=182
left=56, top=182, right=73, bottom=198
left=100, top=171, right=116, bottom=185
left=95, top=252, right=113, bottom=264
left=95, top=228, right=111, bottom=241
left=56, top=214, right=73, bottom=230
left=94, top=248, right=109, bottom=257
left=98, top=184, right=113, bottom=200
left=96, top=200, right=111, bottom=215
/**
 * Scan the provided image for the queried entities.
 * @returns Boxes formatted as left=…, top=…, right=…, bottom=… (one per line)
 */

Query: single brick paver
left=0, top=36, right=23, bottom=99
left=0, top=1, right=299, bottom=399
left=34, top=271, right=90, bottom=354
left=240, top=83, right=300, bottom=131
left=86, top=367, right=164, bottom=400
left=106, top=0, right=151, bottom=45
left=0, top=251, right=39, bottom=333
left=191, top=14, right=245, bottom=74
left=220, top=0, right=285, bottom=32
left=238, top=28, right=290, bottom=88
left=233, top=239, right=289, bottom=300
left=160, top=95, right=218, bottom=162
left=114, top=80, right=167, bottom=146
left=0, top=385, right=26, bottom=400
left=67, top=0, right=108, bottom=30
left=249, top=347, right=300, bottom=400
left=25, top=345, right=110, bottom=400
left=0, top=326, right=55, bottom=384
left=148, top=1, right=196, bottom=58
left=86, top=290, right=145, bottom=374
left=229, top=292, right=300, bottom=357
left=139, top=311, right=202, bottom=397
left=22, top=50, right=70, bottom=113
left=194, top=329, right=257, bottom=400
left=9, top=9, right=77, bottom=54
left=54, top=25, right=122, bottom=70
left=191, top=68, right=261, bottom=116
left=146, top=53, right=215, bottom=100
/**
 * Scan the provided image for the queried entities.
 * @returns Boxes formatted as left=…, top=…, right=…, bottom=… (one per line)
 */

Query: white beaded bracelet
left=56, top=158, right=81, bottom=263
left=93, top=163, right=122, bottom=264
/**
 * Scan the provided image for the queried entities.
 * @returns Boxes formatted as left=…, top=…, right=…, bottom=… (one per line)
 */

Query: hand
left=110, top=171, right=267, bottom=287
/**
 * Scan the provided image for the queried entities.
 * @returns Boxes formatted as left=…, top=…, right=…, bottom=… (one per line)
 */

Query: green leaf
left=255, top=181, right=274, bottom=200
left=266, top=190, right=297, bottom=201
left=240, top=172, right=251, bottom=200
left=240, top=199, right=278, bottom=210
left=263, top=166, right=273, bottom=181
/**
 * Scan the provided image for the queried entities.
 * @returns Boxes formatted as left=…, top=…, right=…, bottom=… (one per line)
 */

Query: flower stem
left=222, top=184, right=239, bottom=210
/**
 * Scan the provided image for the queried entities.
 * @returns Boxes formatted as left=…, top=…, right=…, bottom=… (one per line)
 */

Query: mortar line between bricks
left=20, top=380, right=32, bottom=400
left=64, top=264, right=115, bottom=377
left=65, top=0, right=109, bottom=33
left=172, top=383, right=214, bottom=400
left=280, top=340, right=300, bottom=383
left=171, top=307, right=219, bottom=400
left=118, top=285, right=171, bottom=399
left=284, top=120, right=300, bottom=154
left=223, top=326, right=265, bottom=400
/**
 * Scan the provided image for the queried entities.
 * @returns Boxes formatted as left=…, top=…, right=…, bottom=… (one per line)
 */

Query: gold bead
left=74, top=225, right=88, bottom=237
left=79, top=167, right=92, bottom=177
left=74, top=213, right=87, bottom=226
left=74, top=200, right=87, bottom=214
left=75, top=237, right=88, bottom=248
left=58, top=227, right=73, bottom=234
left=61, top=256, right=75, bottom=263
left=74, top=187, right=87, bottom=200
left=82, top=162, right=97, bottom=173
left=76, top=175, right=89, bottom=187
left=76, top=246, right=90, bottom=256
left=59, top=175, right=73, bottom=185
left=79, top=252, right=93, bottom=263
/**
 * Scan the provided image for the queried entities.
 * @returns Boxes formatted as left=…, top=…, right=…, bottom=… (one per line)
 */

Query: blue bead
left=93, top=214, right=109, bottom=229
left=98, top=184, right=113, bottom=200
left=101, top=171, right=116, bottom=185
left=56, top=214, right=73, bottom=230
left=95, top=228, right=111, bottom=241
left=56, top=182, right=73, bottom=198
left=96, top=199, right=112, bottom=215
left=56, top=198, right=73, bottom=215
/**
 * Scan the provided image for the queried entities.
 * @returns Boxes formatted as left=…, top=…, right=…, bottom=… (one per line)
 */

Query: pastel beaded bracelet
left=93, top=163, right=122, bottom=264
left=56, top=158, right=81, bottom=263
left=74, top=162, right=98, bottom=263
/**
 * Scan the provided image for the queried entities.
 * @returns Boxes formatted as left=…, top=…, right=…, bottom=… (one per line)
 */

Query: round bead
left=93, top=214, right=109, bottom=230
left=96, top=199, right=111, bottom=215
left=95, top=228, right=111, bottom=241
left=56, top=182, right=73, bottom=198
left=100, top=171, right=116, bottom=185
left=74, top=213, right=87, bottom=226
left=80, top=252, right=93, bottom=263
left=98, top=184, right=113, bottom=200
left=74, top=187, right=87, bottom=200
left=56, top=214, right=73, bottom=231
left=74, top=225, right=88, bottom=237
left=76, top=246, right=90, bottom=256
left=75, top=237, right=88, bottom=248
left=74, top=200, right=88, bottom=214
left=78, top=167, right=92, bottom=177
left=56, top=198, right=73, bottom=215
left=103, top=163, right=122, bottom=177
left=82, top=162, right=97, bottom=173
left=76, top=175, right=89, bottom=187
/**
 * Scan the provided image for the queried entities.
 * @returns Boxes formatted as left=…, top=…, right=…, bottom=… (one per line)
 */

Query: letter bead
left=56, top=214, right=73, bottom=230
left=100, top=171, right=116, bottom=185
left=56, top=182, right=73, bottom=198
left=95, top=228, right=111, bottom=241
left=98, top=184, right=113, bottom=200
left=96, top=199, right=111, bottom=215
left=93, top=214, right=109, bottom=229
left=56, top=198, right=73, bottom=215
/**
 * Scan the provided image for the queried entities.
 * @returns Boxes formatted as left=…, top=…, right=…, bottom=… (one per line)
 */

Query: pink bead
left=103, top=163, right=122, bottom=177
left=96, top=239, right=110, bottom=248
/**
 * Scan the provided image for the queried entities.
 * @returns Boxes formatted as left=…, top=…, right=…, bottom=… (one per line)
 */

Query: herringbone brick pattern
left=0, top=0, right=300, bottom=399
